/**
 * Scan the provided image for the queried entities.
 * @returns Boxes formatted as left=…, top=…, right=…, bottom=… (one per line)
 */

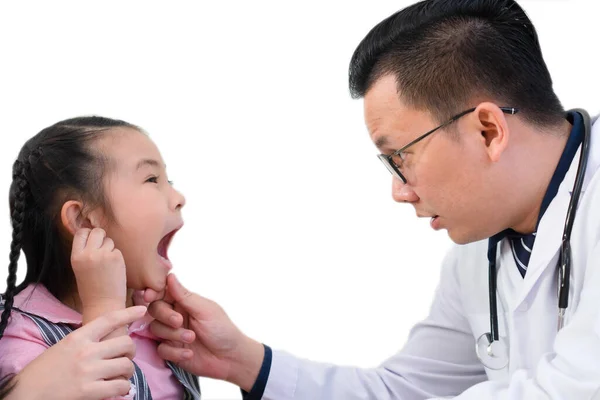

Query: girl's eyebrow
left=135, top=159, right=165, bottom=170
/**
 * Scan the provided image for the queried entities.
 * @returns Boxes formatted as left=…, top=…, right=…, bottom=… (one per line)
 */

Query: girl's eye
left=168, top=180, right=174, bottom=186
left=146, top=176, right=159, bottom=184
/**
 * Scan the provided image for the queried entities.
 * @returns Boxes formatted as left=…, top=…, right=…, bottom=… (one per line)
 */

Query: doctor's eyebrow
left=374, top=136, right=391, bottom=151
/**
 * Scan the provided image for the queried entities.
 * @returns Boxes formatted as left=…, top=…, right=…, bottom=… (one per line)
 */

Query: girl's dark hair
left=0, top=116, right=139, bottom=340
left=349, top=0, right=564, bottom=127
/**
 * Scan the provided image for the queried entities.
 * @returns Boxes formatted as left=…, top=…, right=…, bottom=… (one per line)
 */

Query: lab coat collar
left=512, top=111, right=600, bottom=310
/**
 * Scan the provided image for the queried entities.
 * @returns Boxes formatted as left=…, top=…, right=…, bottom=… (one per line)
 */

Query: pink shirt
left=0, top=284, right=183, bottom=400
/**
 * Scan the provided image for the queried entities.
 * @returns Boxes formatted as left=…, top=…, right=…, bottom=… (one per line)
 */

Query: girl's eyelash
left=146, top=176, right=174, bottom=185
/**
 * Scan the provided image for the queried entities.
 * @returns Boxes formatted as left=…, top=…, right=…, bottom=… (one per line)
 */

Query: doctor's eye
left=391, top=152, right=407, bottom=169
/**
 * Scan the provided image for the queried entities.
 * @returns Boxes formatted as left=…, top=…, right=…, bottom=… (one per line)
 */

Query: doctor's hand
left=146, top=274, right=265, bottom=392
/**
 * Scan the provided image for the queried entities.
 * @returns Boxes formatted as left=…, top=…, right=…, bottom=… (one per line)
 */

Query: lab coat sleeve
left=261, top=246, right=487, bottom=400
left=431, top=241, right=600, bottom=400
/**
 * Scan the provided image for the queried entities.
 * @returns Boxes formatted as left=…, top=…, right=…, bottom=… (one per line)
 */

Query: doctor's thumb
left=166, top=273, right=212, bottom=318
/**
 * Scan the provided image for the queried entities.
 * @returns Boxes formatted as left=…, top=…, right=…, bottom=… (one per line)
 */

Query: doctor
left=146, top=0, right=600, bottom=398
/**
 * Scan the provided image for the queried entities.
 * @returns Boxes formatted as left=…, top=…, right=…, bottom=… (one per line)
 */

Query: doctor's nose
left=392, top=177, right=419, bottom=203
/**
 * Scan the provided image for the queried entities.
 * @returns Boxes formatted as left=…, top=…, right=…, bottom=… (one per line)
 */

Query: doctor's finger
left=148, top=300, right=181, bottom=328
left=157, top=342, right=194, bottom=364
left=165, top=274, right=216, bottom=321
left=150, top=319, right=195, bottom=343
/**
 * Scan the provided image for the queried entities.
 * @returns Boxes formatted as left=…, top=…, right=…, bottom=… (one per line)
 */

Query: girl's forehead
left=98, top=128, right=163, bottom=167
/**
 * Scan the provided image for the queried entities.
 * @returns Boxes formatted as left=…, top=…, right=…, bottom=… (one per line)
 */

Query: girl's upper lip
left=158, top=223, right=183, bottom=258
left=161, top=222, right=183, bottom=245
left=166, top=222, right=184, bottom=236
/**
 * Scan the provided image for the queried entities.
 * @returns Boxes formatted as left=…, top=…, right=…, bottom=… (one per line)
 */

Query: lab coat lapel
left=514, top=184, right=570, bottom=309
left=513, top=113, right=600, bottom=310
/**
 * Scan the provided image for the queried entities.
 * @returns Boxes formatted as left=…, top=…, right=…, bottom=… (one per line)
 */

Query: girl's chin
left=145, top=278, right=169, bottom=301
left=128, top=281, right=167, bottom=306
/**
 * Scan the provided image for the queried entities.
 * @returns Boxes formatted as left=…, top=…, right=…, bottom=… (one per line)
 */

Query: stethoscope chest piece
left=476, top=332, right=509, bottom=370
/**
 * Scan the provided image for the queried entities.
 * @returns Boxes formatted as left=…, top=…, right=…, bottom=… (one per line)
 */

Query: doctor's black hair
left=0, top=116, right=139, bottom=341
left=348, top=0, right=565, bottom=128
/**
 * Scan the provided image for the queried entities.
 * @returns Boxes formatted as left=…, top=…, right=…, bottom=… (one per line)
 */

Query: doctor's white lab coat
left=260, top=114, right=600, bottom=400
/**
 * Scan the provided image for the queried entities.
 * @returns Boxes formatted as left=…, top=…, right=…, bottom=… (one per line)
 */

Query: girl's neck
left=62, top=288, right=135, bottom=314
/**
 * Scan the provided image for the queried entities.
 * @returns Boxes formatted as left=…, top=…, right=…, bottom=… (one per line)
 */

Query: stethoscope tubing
left=480, top=109, right=592, bottom=370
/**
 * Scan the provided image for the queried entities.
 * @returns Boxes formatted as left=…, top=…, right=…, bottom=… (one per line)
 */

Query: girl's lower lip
left=430, top=216, right=441, bottom=230
left=159, top=254, right=173, bottom=271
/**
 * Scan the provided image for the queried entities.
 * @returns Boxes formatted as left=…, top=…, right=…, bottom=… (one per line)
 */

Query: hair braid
left=0, top=160, right=30, bottom=339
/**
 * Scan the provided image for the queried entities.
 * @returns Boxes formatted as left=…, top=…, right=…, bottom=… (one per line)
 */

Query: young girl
left=0, top=116, right=200, bottom=399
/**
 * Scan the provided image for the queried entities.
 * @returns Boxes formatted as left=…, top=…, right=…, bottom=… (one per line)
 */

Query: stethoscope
left=475, top=109, right=592, bottom=370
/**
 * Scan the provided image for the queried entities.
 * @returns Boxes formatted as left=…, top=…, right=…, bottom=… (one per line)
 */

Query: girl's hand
left=71, top=228, right=127, bottom=325
left=8, top=306, right=146, bottom=400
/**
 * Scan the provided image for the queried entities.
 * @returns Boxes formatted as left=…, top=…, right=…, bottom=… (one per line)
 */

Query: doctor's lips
left=417, top=213, right=441, bottom=230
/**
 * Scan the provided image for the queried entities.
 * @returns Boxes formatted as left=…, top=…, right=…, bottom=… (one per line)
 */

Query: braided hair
left=0, top=158, right=34, bottom=339
left=0, top=116, right=139, bottom=340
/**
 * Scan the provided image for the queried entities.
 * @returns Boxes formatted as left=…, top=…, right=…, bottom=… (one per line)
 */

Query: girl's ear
left=60, top=200, right=103, bottom=235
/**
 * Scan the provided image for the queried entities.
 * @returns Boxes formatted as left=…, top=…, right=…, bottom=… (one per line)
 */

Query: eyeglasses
left=377, top=106, right=519, bottom=184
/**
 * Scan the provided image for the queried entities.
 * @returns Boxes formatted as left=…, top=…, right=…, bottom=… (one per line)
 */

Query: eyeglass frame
left=377, top=106, right=519, bottom=184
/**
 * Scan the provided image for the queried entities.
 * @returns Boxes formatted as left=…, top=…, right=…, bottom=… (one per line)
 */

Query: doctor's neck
left=504, top=118, right=573, bottom=234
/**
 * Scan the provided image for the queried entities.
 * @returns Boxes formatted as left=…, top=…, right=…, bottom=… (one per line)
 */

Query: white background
left=1, top=1, right=598, bottom=399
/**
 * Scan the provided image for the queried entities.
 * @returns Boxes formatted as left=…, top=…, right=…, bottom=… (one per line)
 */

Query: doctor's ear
left=470, top=102, right=510, bottom=162
left=60, top=200, right=103, bottom=235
